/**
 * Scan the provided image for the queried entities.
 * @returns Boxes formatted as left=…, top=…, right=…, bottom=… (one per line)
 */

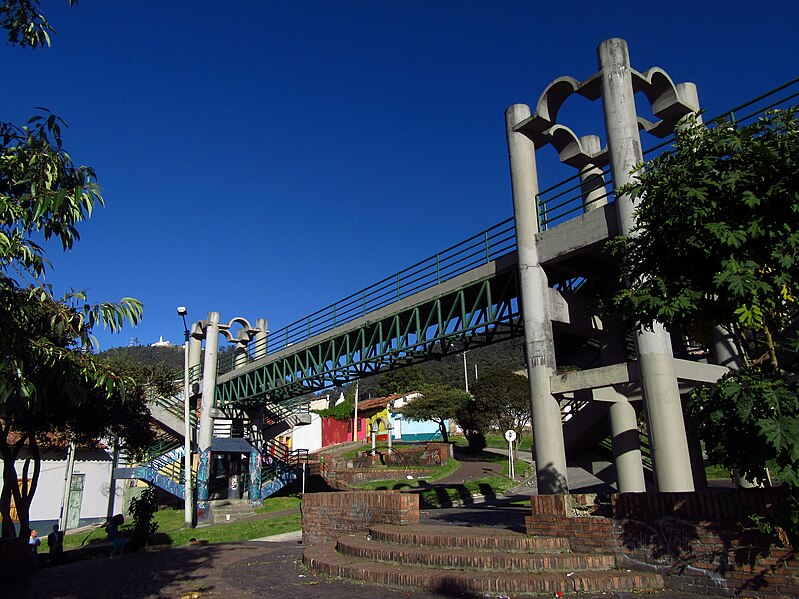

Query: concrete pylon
left=600, top=336, right=646, bottom=493
left=609, top=398, right=646, bottom=492
left=505, top=103, right=568, bottom=494
left=598, top=38, right=694, bottom=492
left=196, top=311, right=221, bottom=524
left=578, top=135, right=607, bottom=212
left=253, top=318, right=269, bottom=360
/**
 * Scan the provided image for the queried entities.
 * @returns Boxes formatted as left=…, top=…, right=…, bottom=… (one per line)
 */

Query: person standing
left=47, top=524, right=64, bottom=565
left=29, top=529, right=41, bottom=567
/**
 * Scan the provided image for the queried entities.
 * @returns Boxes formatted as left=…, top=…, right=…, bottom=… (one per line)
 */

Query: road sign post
left=504, top=430, right=516, bottom=479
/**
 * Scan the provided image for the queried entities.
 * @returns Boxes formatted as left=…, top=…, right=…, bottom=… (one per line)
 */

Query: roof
left=3, top=422, right=107, bottom=450
left=357, top=391, right=420, bottom=413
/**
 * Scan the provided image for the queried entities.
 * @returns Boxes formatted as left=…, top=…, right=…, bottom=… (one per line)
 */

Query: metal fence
left=218, top=77, right=799, bottom=375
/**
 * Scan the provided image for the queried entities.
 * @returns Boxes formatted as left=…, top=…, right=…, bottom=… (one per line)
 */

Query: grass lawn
left=705, top=464, right=732, bottom=480
left=337, top=441, right=427, bottom=461
left=356, top=451, right=529, bottom=507
left=154, top=514, right=301, bottom=547
left=41, top=495, right=301, bottom=553
left=450, top=434, right=533, bottom=453
left=356, top=455, right=461, bottom=489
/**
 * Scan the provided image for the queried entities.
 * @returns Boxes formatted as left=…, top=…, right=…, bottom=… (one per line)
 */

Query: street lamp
left=462, top=350, right=470, bottom=394
left=177, top=306, right=193, bottom=528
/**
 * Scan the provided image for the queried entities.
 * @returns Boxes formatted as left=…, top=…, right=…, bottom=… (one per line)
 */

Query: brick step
left=304, top=543, right=664, bottom=595
left=208, top=499, right=252, bottom=508
left=337, top=535, right=616, bottom=572
left=369, top=524, right=570, bottom=553
left=212, top=508, right=256, bottom=517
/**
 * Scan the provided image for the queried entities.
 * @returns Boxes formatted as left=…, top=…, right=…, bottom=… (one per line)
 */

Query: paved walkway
left=4, top=447, right=726, bottom=597
left=8, top=518, right=719, bottom=599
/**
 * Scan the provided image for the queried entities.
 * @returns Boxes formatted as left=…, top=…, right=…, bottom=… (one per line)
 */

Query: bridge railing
left=536, top=76, right=799, bottom=230
left=218, top=217, right=517, bottom=374
left=217, top=77, right=799, bottom=377
left=536, top=165, right=615, bottom=231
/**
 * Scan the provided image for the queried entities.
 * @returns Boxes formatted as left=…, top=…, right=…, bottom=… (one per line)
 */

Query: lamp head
left=177, top=306, right=187, bottom=316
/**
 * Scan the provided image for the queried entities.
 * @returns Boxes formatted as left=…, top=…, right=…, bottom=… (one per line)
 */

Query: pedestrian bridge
left=214, top=202, right=616, bottom=406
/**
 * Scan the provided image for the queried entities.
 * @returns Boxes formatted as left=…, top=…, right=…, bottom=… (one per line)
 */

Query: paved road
left=7, top=536, right=718, bottom=599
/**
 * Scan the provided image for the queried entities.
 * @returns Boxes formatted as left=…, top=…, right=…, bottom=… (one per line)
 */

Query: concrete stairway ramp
left=303, top=524, right=663, bottom=595
left=208, top=498, right=257, bottom=524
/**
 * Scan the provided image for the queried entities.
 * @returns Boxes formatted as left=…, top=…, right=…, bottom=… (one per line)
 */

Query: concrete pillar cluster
left=506, top=37, right=701, bottom=495
left=505, top=103, right=569, bottom=494
left=597, top=38, right=693, bottom=492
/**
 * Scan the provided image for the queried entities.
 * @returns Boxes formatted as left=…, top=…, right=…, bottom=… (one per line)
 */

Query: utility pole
left=462, top=351, right=469, bottom=394
left=177, top=307, right=193, bottom=528
left=59, top=440, right=77, bottom=532
left=352, top=380, right=360, bottom=442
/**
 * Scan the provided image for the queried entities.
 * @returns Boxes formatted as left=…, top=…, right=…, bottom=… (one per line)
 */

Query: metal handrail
left=218, top=217, right=517, bottom=374
left=216, top=78, right=799, bottom=375
left=536, top=77, right=799, bottom=229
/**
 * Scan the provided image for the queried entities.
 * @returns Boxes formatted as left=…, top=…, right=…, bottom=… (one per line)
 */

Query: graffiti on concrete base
left=197, top=448, right=211, bottom=501
left=620, top=517, right=730, bottom=589
left=261, top=470, right=298, bottom=499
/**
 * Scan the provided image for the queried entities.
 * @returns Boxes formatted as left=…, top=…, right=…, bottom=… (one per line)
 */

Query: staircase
left=114, top=437, right=190, bottom=499
left=303, top=523, right=664, bottom=595
left=259, top=439, right=309, bottom=498
left=262, top=397, right=313, bottom=439
left=115, top=369, right=312, bottom=502
left=208, top=498, right=258, bottom=524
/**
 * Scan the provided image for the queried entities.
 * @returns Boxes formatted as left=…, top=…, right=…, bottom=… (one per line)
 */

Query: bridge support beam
left=578, top=135, right=607, bottom=213
left=598, top=38, right=694, bottom=492
left=505, top=103, right=568, bottom=494
left=197, top=311, right=221, bottom=524
left=610, top=398, right=646, bottom=493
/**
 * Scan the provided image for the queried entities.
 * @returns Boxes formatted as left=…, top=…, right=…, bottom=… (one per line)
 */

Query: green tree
left=471, top=368, right=531, bottom=451
left=397, top=384, right=470, bottom=443
left=373, top=364, right=426, bottom=396
left=1, top=1, right=151, bottom=539
left=610, top=108, right=799, bottom=543
left=1, top=0, right=76, bottom=48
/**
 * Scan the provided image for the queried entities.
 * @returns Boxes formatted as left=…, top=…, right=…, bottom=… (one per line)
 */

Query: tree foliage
left=1, top=2, right=151, bottom=540
left=372, top=364, right=426, bottom=397
left=1, top=0, right=76, bottom=48
left=610, top=108, right=799, bottom=545
left=470, top=368, right=531, bottom=450
left=398, top=384, right=470, bottom=443
left=610, top=109, right=799, bottom=366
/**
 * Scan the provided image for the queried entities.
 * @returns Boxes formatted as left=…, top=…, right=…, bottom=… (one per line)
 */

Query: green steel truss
left=216, top=267, right=522, bottom=406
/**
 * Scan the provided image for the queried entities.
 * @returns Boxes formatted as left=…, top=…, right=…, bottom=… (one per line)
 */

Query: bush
left=128, top=486, right=159, bottom=548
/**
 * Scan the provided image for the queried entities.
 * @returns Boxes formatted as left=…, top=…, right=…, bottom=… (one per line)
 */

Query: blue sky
left=4, top=1, right=798, bottom=349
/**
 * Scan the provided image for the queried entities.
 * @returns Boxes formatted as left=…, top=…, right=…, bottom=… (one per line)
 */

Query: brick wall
left=612, top=489, right=782, bottom=520
left=526, top=492, right=798, bottom=598
left=302, top=491, right=419, bottom=545
left=0, top=538, right=32, bottom=578
left=332, top=468, right=435, bottom=486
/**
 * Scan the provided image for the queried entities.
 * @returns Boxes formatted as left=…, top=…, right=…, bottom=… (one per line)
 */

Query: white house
left=1, top=444, right=125, bottom=534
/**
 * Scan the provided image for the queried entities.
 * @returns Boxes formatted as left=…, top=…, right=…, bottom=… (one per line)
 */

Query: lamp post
left=177, top=306, right=193, bottom=528
left=462, top=350, right=470, bottom=394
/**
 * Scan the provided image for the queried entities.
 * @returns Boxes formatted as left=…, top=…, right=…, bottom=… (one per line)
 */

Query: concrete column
left=189, top=328, right=203, bottom=383
left=234, top=341, right=248, bottom=369
left=578, top=135, right=607, bottom=212
left=248, top=318, right=268, bottom=502
left=505, top=103, right=568, bottom=494
left=254, top=318, right=268, bottom=360
left=196, top=311, right=220, bottom=524
left=598, top=38, right=693, bottom=492
left=609, top=398, right=646, bottom=493
left=600, top=334, right=646, bottom=492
